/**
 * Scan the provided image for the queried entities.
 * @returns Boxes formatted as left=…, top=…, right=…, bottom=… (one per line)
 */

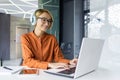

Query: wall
left=0, top=13, right=10, bottom=60
left=60, top=0, right=84, bottom=59
left=10, top=15, right=31, bottom=59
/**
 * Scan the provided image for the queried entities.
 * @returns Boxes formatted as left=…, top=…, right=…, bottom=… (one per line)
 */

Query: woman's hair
left=34, top=9, right=53, bottom=28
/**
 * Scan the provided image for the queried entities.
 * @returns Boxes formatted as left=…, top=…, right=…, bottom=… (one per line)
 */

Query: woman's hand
left=48, top=59, right=78, bottom=69
left=48, top=63, right=69, bottom=69
left=69, top=58, right=78, bottom=66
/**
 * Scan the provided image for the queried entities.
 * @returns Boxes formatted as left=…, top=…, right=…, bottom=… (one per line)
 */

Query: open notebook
left=0, top=66, right=24, bottom=75
left=44, top=38, right=104, bottom=79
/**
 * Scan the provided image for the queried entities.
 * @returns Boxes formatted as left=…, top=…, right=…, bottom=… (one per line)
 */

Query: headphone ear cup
left=30, top=15, right=36, bottom=25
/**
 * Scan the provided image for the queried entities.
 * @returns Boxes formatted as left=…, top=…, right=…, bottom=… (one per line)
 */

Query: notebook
left=44, top=38, right=104, bottom=79
left=0, top=66, right=24, bottom=75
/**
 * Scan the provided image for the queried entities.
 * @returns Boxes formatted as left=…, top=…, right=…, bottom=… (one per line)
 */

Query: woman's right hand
left=48, top=63, right=69, bottom=69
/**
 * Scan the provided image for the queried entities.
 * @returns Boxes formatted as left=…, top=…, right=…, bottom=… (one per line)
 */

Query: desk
left=0, top=64, right=120, bottom=80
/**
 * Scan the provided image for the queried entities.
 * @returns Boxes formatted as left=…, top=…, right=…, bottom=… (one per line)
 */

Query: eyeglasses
left=37, top=17, right=53, bottom=24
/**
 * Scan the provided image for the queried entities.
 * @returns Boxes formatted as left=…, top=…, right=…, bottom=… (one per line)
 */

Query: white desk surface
left=0, top=64, right=120, bottom=80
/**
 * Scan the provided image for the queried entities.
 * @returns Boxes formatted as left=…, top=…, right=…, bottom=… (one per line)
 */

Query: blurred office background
left=0, top=0, right=120, bottom=68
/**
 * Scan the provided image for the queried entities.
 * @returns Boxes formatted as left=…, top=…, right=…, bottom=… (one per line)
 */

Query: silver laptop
left=44, top=38, right=104, bottom=79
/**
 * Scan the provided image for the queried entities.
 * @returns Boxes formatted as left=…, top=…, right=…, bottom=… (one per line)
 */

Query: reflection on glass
left=89, top=2, right=120, bottom=39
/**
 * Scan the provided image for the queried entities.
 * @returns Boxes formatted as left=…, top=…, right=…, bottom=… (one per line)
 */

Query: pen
left=3, top=66, right=13, bottom=70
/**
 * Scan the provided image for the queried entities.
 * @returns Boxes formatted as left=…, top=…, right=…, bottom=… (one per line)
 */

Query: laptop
left=44, top=38, right=104, bottom=79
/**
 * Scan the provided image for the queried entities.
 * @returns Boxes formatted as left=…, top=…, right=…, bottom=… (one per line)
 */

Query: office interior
left=0, top=0, right=120, bottom=72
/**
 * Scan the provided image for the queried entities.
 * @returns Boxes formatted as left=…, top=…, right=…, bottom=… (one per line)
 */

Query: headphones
left=30, top=13, right=36, bottom=25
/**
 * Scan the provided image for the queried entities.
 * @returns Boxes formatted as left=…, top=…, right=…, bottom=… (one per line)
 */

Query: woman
left=21, top=9, right=77, bottom=69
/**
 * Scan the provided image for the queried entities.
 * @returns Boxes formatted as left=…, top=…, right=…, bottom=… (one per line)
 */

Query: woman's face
left=35, top=12, right=52, bottom=32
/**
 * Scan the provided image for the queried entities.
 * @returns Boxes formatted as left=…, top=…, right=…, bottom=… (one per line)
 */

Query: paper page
left=0, top=66, right=24, bottom=75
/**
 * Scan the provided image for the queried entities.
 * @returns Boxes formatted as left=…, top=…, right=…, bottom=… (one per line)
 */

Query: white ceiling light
left=0, top=0, right=38, bottom=18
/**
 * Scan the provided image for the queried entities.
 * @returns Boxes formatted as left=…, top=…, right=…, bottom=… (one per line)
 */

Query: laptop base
left=44, top=70, right=74, bottom=78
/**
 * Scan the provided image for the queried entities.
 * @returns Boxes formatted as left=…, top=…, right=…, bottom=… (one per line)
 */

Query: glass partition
left=89, top=0, right=120, bottom=39
left=88, top=0, right=120, bottom=67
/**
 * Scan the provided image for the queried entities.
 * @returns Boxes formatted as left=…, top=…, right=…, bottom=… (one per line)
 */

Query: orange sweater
left=21, top=31, right=70, bottom=69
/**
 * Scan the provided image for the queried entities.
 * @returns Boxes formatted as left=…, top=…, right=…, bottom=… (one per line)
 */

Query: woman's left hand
left=69, top=58, right=78, bottom=66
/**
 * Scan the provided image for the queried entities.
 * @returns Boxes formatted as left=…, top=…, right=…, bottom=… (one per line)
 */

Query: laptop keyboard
left=58, top=67, right=76, bottom=74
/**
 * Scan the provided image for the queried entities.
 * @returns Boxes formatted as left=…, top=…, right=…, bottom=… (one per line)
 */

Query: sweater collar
left=31, top=31, right=47, bottom=39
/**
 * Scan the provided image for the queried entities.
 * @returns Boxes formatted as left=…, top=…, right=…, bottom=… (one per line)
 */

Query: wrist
left=48, top=63, right=52, bottom=68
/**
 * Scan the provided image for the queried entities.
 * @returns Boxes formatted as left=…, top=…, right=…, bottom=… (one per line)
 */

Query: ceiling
left=1, top=0, right=120, bottom=19
left=0, top=0, right=38, bottom=18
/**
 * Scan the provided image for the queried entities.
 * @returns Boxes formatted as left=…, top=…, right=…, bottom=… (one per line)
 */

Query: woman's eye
left=43, top=19, right=46, bottom=21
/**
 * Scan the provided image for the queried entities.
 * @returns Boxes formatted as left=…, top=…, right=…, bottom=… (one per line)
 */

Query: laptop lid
left=74, top=38, right=104, bottom=78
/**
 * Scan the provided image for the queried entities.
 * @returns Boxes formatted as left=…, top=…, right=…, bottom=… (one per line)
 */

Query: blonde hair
left=34, top=9, right=53, bottom=29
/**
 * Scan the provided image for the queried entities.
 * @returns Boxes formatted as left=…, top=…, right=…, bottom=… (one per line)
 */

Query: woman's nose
left=44, top=21, right=49, bottom=26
